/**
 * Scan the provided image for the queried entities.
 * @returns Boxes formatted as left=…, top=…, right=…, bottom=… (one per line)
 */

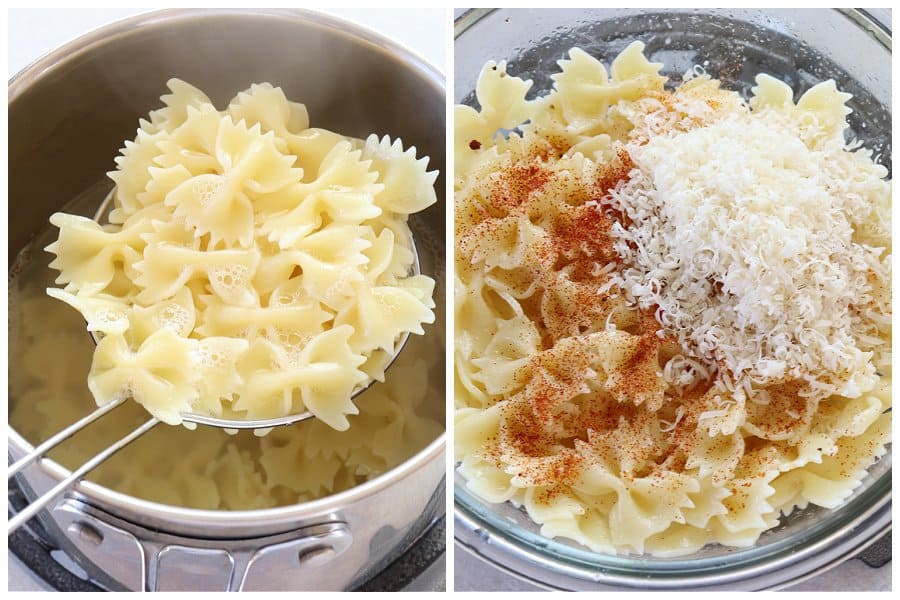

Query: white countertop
left=8, top=7, right=446, bottom=78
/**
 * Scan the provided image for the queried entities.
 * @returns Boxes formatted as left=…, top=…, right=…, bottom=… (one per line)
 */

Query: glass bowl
left=453, top=8, right=891, bottom=591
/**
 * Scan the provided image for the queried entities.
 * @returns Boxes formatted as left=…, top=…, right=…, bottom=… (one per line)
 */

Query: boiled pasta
left=45, top=80, right=438, bottom=431
left=455, top=42, right=891, bottom=556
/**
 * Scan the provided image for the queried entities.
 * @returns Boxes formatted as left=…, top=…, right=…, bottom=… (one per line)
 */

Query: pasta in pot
left=454, top=42, right=891, bottom=556
left=45, top=80, right=438, bottom=431
left=10, top=203, right=444, bottom=508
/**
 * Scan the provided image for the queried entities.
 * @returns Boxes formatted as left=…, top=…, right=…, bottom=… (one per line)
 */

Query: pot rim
left=8, top=7, right=446, bottom=526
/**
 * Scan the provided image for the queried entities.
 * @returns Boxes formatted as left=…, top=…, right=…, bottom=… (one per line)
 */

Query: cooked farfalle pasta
left=10, top=249, right=444, bottom=508
left=455, top=42, right=891, bottom=556
left=46, top=80, right=437, bottom=430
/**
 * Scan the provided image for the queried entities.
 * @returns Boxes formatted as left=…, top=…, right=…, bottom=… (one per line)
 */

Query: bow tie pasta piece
left=89, top=329, right=199, bottom=425
left=286, top=129, right=350, bottom=180
left=367, top=356, right=445, bottom=464
left=215, top=117, right=304, bottom=195
left=298, top=138, right=382, bottom=195
left=359, top=134, right=439, bottom=215
left=45, top=289, right=130, bottom=335
left=248, top=129, right=351, bottom=216
left=134, top=244, right=260, bottom=305
left=128, top=287, right=197, bottom=343
left=138, top=217, right=199, bottom=249
left=107, top=128, right=168, bottom=223
left=258, top=141, right=384, bottom=249
left=291, top=224, right=372, bottom=306
left=166, top=173, right=255, bottom=248
left=190, top=337, right=251, bottom=417
left=251, top=248, right=306, bottom=295
left=335, top=281, right=436, bottom=356
left=46, top=79, right=437, bottom=430
left=153, top=105, right=222, bottom=175
left=552, top=43, right=665, bottom=130
left=397, top=274, right=438, bottom=308
left=360, top=227, right=397, bottom=285
left=196, top=292, right=330, bottom=340
left=132, top=165, right=195, bottom=215
left=227, top=82, right=310, bottom=142
left=455, top=59, right=538, bottom=177
left=235, top=328, right=369, bottom=430
left=258, top=426, right=344, bottom=496
left=146, top=79, right=214, bottom=134
left=46, top=213, right=150, bottom=296
left=370, top=216, right=420, bottom=280
left=751, top=74, right=854, bottom=149
left=164, top=117, right=302, bottom=247
left=107, top=80, right=214, bottom=222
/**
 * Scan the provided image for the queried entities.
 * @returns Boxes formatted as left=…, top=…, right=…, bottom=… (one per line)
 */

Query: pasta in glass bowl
left=454, top=8, right=890, bottom=590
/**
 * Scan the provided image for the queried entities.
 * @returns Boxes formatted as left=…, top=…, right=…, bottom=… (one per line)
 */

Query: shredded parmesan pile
left=609, top=106, right=891, bottom=401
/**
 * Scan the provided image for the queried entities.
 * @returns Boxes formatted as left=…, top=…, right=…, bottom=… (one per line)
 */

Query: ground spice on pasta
left=455, top=42, right=890, bottom=556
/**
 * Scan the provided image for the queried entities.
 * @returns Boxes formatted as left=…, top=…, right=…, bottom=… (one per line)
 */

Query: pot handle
left=141, top=522, right=353, bottom=591
left=52, top=499, right=353, bottom=591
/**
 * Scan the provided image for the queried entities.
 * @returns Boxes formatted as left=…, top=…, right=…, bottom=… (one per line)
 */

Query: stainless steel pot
left=8, top=8, right=446, bottom=591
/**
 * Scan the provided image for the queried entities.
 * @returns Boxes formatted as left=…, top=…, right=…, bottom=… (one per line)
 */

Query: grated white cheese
left=608, top=99, right=891, bottom=402
left=658, top=405, right=686, bottom=433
